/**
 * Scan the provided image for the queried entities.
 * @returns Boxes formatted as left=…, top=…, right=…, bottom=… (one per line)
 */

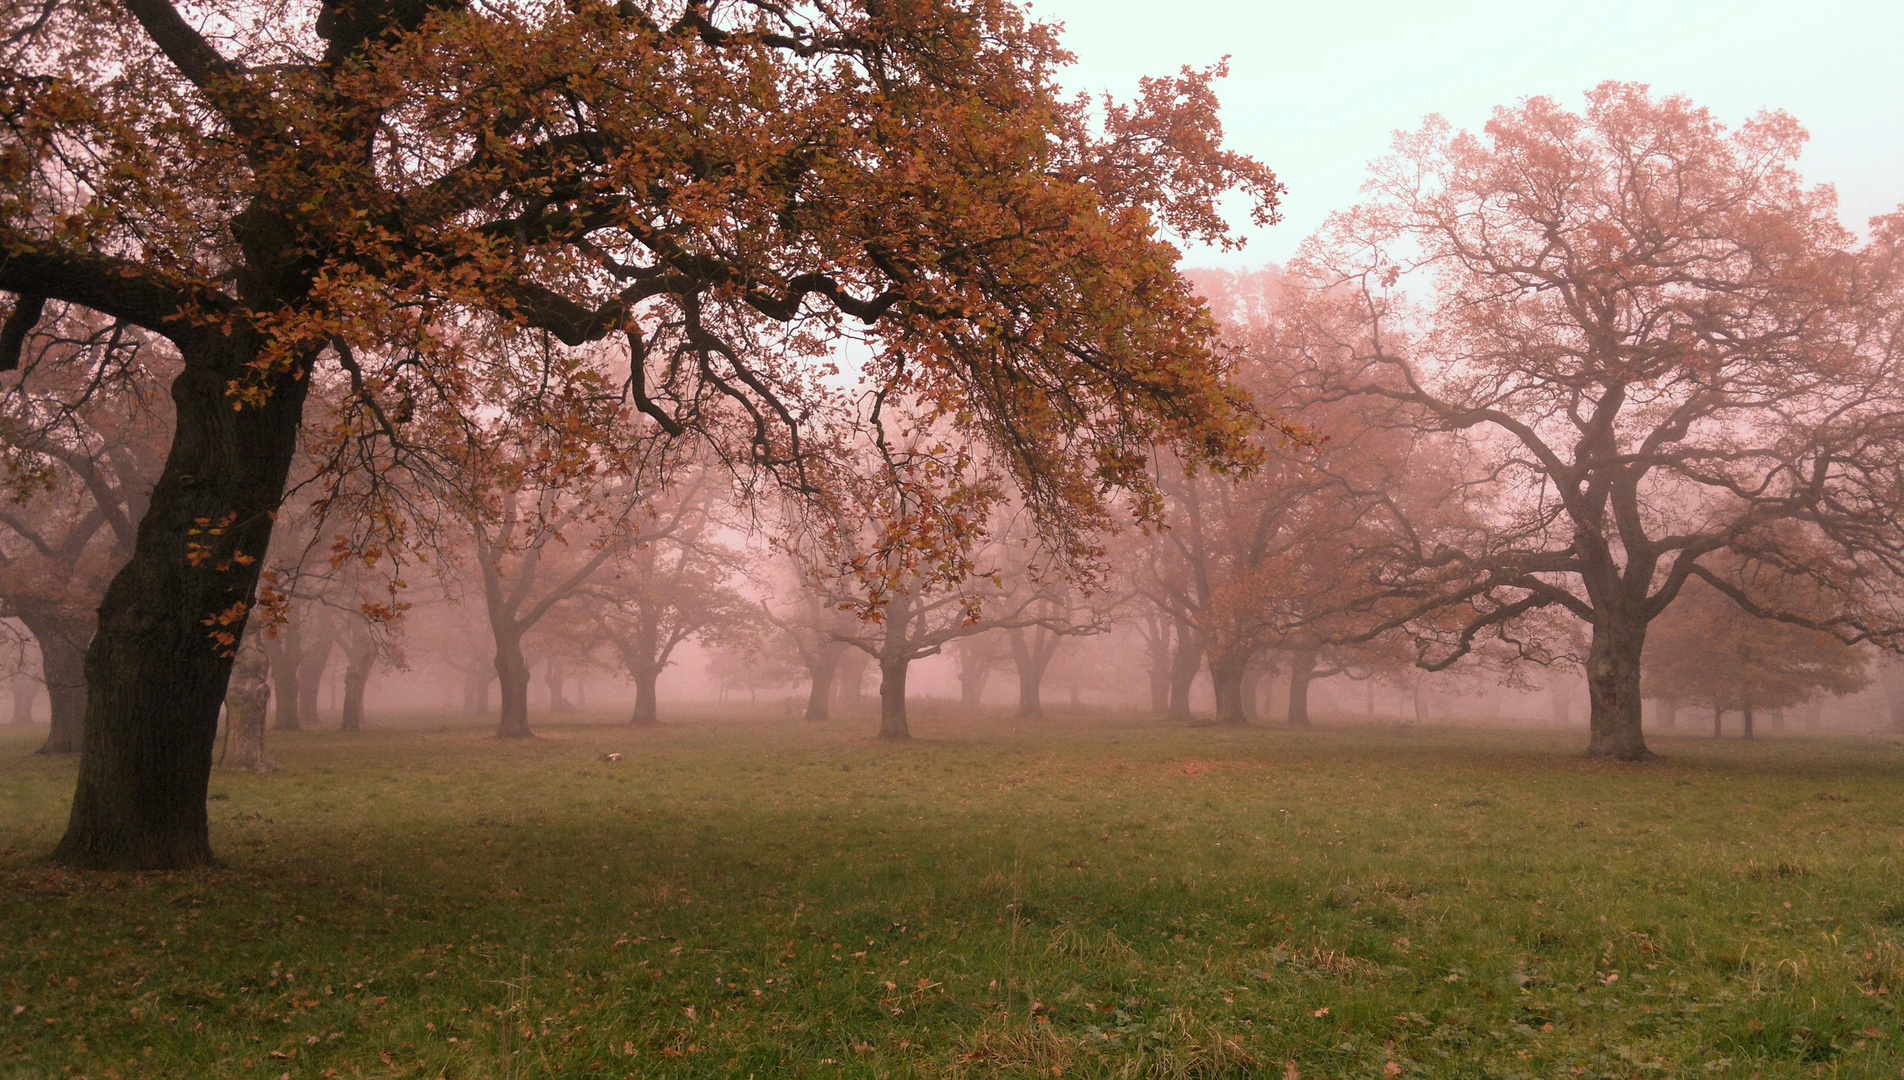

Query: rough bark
left=1285, top=645, right=1320, bottom=729
left=1166, top=621, right=1203, bottom=724
left=221, top=633, right=273, bottom=772
left=1584, top=617, right=1651, bottom=760
left=877, top=655, right=911, bottom=740
left=51, top=335, right=311, bottom=871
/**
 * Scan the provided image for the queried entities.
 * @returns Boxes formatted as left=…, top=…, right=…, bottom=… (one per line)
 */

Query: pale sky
left=1027, top=0, right=1904, bottom=267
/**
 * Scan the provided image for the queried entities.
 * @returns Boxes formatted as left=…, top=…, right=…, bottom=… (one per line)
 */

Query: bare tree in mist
left=764, top=578, right=864, bottom=723
left=0, top=305, right=165, bottom=753
left=1137, top=269, right=1437, bottom=728
left=1287, top=83, right=1904, bottom=760
left=582, top=479, right=756, bottom=726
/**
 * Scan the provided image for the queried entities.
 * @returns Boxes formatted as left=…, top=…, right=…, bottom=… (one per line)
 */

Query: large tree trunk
left=804, top=640, right=843, bottom=722
left=630, top=667, right=660, bottom=725
left=51, top=336, right=310, bottom=871
left=1009, top=627, right=1055, bottom=720
left=23, top=616, right=90, bottom=754
left=10, top=670, right=36, bottom=726
left=1286, top=646, right=1320, bottom=729
left=493, top=628, right=532, bottom=738
left=1741, top=701, right=1756, bottom=740
left=1584, top=618, right=1651, bottom=760
left=1205, top=649, right=1251, bottom=726
left=339, top=620, right=376, bottom=732
left=1166, top=621, right=1203, bottom=724
left=222, top=633, right=273, bottom=772
left=877, top=655, right=910, bottom=740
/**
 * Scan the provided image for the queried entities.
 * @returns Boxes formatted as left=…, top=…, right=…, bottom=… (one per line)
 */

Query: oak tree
left=4, top=0, right=1274, bottom=867
left=1290, top=84, right=1904, bottom=759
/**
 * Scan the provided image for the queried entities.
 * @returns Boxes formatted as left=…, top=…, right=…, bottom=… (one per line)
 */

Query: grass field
left=5, top=711, right=1904, bottom=1079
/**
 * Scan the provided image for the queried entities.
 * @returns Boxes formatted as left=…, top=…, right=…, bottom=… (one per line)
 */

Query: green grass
left=5, top=711, right=1904, bottom=1079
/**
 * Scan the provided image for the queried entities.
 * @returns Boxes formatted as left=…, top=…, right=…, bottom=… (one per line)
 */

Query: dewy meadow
left=2, top=1, right=1903, bottom=1077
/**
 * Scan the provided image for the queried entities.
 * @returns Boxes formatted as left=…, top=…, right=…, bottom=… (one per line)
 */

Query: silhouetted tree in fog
left=1289, top=84, right=1904, bottom=759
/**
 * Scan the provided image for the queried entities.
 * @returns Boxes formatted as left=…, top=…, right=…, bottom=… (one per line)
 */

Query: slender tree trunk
left=630, top=667, right=659, bottom=725
left=1713, top=708, right=1724, bottom=738
left=52, top=334, right=311, bottom=870
left=803, top=641, right=843, bottom=722
left=494, top=629, right=533, bottom=738
left=1205, top=650, right=1251, bottom=726
left=1584, top=618, right=1651, bottom=760
left=1742, top=701, right=1755, bottom=740
left=1658, top=697, right=1678, bottom=730
left=10, top=670, right=37, bottom=726
left=1167, top=622, right=1203, bottom=724
left=878, top=655, right=911, bottom=740
left=222, top=633, right=273, bottom=772
left=339, top=621, right=375, bottom=732
left=1286, top=646, right=1320, bottom=729
left=22, top=617, right=90, bottom=754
